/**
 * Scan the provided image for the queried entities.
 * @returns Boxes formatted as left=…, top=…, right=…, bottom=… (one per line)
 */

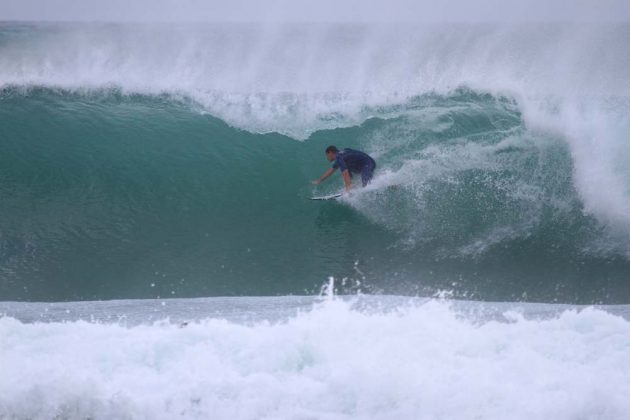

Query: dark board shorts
left=360, top=159, right=376, bottom=187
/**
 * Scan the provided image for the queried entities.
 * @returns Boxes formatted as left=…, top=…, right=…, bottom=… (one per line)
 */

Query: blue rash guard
left=332, top=148, right=376, bottom=187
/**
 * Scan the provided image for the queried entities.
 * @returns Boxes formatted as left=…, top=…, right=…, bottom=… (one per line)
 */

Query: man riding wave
left=312, top=145, right=376, bottom=192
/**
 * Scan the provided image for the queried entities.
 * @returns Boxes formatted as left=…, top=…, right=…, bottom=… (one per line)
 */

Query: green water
left=0, top=88, right=629, bottom=303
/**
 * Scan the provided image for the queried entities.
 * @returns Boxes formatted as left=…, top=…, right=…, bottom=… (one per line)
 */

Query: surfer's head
left=325, top=145, right=338, bottom=162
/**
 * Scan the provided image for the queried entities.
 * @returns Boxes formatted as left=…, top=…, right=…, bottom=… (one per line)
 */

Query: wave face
left=1, top=23, right=630, bottom=303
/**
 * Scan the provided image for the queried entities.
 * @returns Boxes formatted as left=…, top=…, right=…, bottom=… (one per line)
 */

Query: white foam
left=518, top=96, right=630, bottom=234
left=343, top=132, right=549, bottom=252
left=1, top=297, right=630, bottom=419
left=1, top=23, right=628, bottom=136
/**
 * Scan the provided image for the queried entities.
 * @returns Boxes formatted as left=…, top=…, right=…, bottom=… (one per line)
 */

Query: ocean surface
left=1, top=22, right=630, bottom=419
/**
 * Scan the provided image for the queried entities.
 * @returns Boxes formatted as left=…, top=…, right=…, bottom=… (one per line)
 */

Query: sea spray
left=1, top=23, right=629, bottom=136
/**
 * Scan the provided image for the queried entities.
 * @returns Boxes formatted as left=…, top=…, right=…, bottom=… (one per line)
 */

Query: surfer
left=312, top=145, right=376, bottom=191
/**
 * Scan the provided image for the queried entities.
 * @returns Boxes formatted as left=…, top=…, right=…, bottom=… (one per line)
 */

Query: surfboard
left=310, top=193, right=342, bottom=201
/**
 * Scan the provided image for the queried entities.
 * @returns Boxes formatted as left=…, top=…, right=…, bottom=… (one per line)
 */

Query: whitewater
left=2, top=20, right=630, bottom=419
left=3, top=295, right=630, bottom=420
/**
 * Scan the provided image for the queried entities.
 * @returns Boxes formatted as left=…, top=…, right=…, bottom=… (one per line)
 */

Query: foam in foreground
left=2, top=296, right=630, bottom=420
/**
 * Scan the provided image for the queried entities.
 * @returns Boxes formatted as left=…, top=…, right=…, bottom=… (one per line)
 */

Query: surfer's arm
left=342, top=169, right=352, bottom=191
left=312, top=167, right=336, bottom=185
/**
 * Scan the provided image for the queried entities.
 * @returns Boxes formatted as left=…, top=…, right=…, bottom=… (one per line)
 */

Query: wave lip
left=2, top=22, right=630, bottom=137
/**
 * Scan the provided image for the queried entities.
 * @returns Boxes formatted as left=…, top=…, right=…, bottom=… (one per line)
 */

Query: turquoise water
left=1, top=87, right=629, bottom=303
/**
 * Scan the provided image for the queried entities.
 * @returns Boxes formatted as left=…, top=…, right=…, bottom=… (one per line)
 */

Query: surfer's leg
left=361, top=162, right=375, bottom=187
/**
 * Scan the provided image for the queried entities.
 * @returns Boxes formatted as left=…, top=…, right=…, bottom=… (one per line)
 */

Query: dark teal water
left=1, top=87, right=629, bottom=303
